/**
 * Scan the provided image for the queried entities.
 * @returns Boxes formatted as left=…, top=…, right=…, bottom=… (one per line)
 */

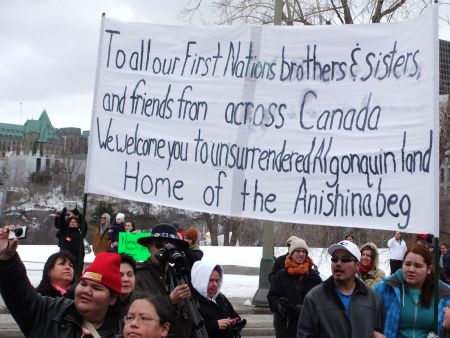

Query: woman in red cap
left=0, top=225, right=123, bottom=338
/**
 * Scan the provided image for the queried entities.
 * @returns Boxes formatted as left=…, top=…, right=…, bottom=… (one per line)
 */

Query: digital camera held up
left=8, top=226, right=28, bottom=240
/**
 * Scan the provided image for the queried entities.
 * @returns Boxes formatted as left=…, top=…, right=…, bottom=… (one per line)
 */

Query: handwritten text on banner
left=85, top=9, right=438, bottom=234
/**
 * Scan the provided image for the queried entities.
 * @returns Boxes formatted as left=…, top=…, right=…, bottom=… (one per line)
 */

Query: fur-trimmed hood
left=360, top=242, right=380, bottom=266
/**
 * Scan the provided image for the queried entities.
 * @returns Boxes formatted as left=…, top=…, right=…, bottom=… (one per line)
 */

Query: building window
left=46, top=158, right=51, bottom=169
left=36, top=158, right=41, bottom=172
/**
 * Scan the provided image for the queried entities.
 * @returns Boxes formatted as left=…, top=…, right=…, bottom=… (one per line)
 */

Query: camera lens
left=13, top=228, right=23, bottom=237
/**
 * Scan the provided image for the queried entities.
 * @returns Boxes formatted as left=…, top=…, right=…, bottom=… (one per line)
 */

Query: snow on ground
left=18, top=245, right=391, bottom=299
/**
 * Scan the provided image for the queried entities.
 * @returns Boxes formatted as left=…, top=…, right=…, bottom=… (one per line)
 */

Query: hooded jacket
left=191, top=261, right=240, bottom=338
left=374, top=269, right=450, bottom=338
left=358, top=242, right=386, bottom=287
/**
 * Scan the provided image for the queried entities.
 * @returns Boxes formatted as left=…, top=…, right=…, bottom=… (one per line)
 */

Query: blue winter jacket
left=374, top=269, right=450, bottom=338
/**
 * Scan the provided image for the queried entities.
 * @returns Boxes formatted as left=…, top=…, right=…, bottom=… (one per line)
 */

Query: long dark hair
left=36, top=251, right=76, bottom=296
left=403, top=244, right=434, bottom=307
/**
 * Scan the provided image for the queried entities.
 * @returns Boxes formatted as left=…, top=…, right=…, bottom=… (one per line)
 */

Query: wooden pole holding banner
left=251, top=0, right=283, bottom=307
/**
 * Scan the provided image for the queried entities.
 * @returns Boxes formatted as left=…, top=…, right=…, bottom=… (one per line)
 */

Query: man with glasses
left=297, top=240, right=385, bottom=338
left=135, top=223, right=192, bottom=338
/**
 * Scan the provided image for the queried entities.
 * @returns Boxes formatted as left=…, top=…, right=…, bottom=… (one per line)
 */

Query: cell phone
left=8, top=226, right=28, bottom=240
left=229, top=317, right=240, bottom=326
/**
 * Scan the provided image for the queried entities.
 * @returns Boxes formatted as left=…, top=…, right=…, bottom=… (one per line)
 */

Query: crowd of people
left=267, top=232, right=450, bottom=338
left=0, top=214, right=245, bottom=338
left=2, top=215, right=450, bottom=338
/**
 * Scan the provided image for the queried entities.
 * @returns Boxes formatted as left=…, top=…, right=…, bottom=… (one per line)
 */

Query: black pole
left=434, top=236, right=440, bottom=333
left=77, top=193, right=89, bottom=278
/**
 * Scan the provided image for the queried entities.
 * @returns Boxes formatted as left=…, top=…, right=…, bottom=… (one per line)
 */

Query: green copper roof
left=0, top=110, right=59, bottom=141
left=0, top=123, right=24, bottom=137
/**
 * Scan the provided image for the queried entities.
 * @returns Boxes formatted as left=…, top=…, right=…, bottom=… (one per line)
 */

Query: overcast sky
left=1, top=1, right=449, bottom=131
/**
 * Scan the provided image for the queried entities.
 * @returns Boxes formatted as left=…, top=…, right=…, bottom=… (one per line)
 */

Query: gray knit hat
left=289, top=238, right=309, bottom=256
left=286, top=235, right=300, bottom=246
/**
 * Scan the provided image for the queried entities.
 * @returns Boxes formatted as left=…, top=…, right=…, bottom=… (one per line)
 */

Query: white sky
left=1, top=0, right=450, bottom=131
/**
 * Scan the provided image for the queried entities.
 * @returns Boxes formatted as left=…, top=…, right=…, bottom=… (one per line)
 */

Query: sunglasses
left=331, top=255, right=357, bottom=263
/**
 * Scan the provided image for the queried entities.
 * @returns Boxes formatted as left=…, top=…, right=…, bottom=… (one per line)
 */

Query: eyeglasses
left=124, top=315, right=161, bottom=324
left=331, top=255, right=357, bottom=263
left=100, top=216, right=106, bottom=219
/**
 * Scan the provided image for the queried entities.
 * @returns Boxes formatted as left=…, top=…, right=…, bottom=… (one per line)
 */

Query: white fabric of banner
left=86, top=8, right=438, bottom=234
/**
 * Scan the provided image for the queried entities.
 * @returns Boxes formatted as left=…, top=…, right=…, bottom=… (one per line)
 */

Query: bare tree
left=52, top=136, right=86, bottom=199
left=182, top=0, right=428, bottom=26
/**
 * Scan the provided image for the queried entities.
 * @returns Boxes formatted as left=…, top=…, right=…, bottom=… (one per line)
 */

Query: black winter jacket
left=135, top=260, right=192, bottom=338
left=193, top=288, right=240, bottom=338
left=60, top=226, right=81, bottom=262
left=268, top=253, right=288, bottom=283
left=267, top=267, right=322, bottom=338
left=0, top=254, right=122, bottom=338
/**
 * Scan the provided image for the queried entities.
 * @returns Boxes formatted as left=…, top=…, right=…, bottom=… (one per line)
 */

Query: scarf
left=359, top=262, right=373, bottom=274
left=285, top=256, right=313, bottom=276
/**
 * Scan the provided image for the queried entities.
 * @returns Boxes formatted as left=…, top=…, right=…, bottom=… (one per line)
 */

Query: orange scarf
left=285, top=256, right=313, bottom=276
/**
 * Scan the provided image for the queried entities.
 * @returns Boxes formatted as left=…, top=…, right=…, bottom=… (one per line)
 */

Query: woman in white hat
left=267, top=238, right=322, bottom=338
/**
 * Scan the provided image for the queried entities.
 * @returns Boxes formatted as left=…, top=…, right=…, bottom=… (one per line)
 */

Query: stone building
left=0, top=110, right=88, bottom=186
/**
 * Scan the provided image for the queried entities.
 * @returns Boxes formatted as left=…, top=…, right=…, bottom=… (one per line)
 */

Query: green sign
left=118, top=232, right=151, bottom=262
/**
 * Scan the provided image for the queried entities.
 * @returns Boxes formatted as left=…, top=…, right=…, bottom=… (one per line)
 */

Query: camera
left=64, top=201, right=78, bottom=210
left=8, top=226, right=28, bottom=240
left=154, top=243, right=185, bottom=265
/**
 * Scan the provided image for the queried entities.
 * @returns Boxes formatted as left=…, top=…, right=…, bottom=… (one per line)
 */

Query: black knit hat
left=137, top=223, right=188, bottom=250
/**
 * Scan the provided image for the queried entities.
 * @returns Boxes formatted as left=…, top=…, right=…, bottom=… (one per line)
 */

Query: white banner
left=86, top=8, right=438, bottom=234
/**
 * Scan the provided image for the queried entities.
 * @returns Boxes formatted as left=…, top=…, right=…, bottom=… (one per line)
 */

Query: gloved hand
left=292, top=304, right=303, bottom=316
left=277, top=297, right=290, bottom=317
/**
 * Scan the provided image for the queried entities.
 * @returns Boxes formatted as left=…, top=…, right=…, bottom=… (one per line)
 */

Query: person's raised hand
left=0, top=225, right=19, bottom=261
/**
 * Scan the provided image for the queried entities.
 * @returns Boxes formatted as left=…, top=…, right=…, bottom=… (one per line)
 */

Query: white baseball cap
left=327, top=240, right=361, bottom=261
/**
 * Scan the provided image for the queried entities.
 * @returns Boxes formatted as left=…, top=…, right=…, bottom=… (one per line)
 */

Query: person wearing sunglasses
left=135, top=223, right=192, bottom=338
left=92, top=212, right=111, bottom=256
left=267, top=238, right=322, bottom=338
left=375, top=243, right=450, bottom=338
left=123, top=293, right=176, bottom=338
left=298, top=240, right=385, bottom=338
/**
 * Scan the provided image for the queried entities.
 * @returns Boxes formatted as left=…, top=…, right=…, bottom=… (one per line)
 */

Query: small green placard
left=118, top=232, right=151, bottom=262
